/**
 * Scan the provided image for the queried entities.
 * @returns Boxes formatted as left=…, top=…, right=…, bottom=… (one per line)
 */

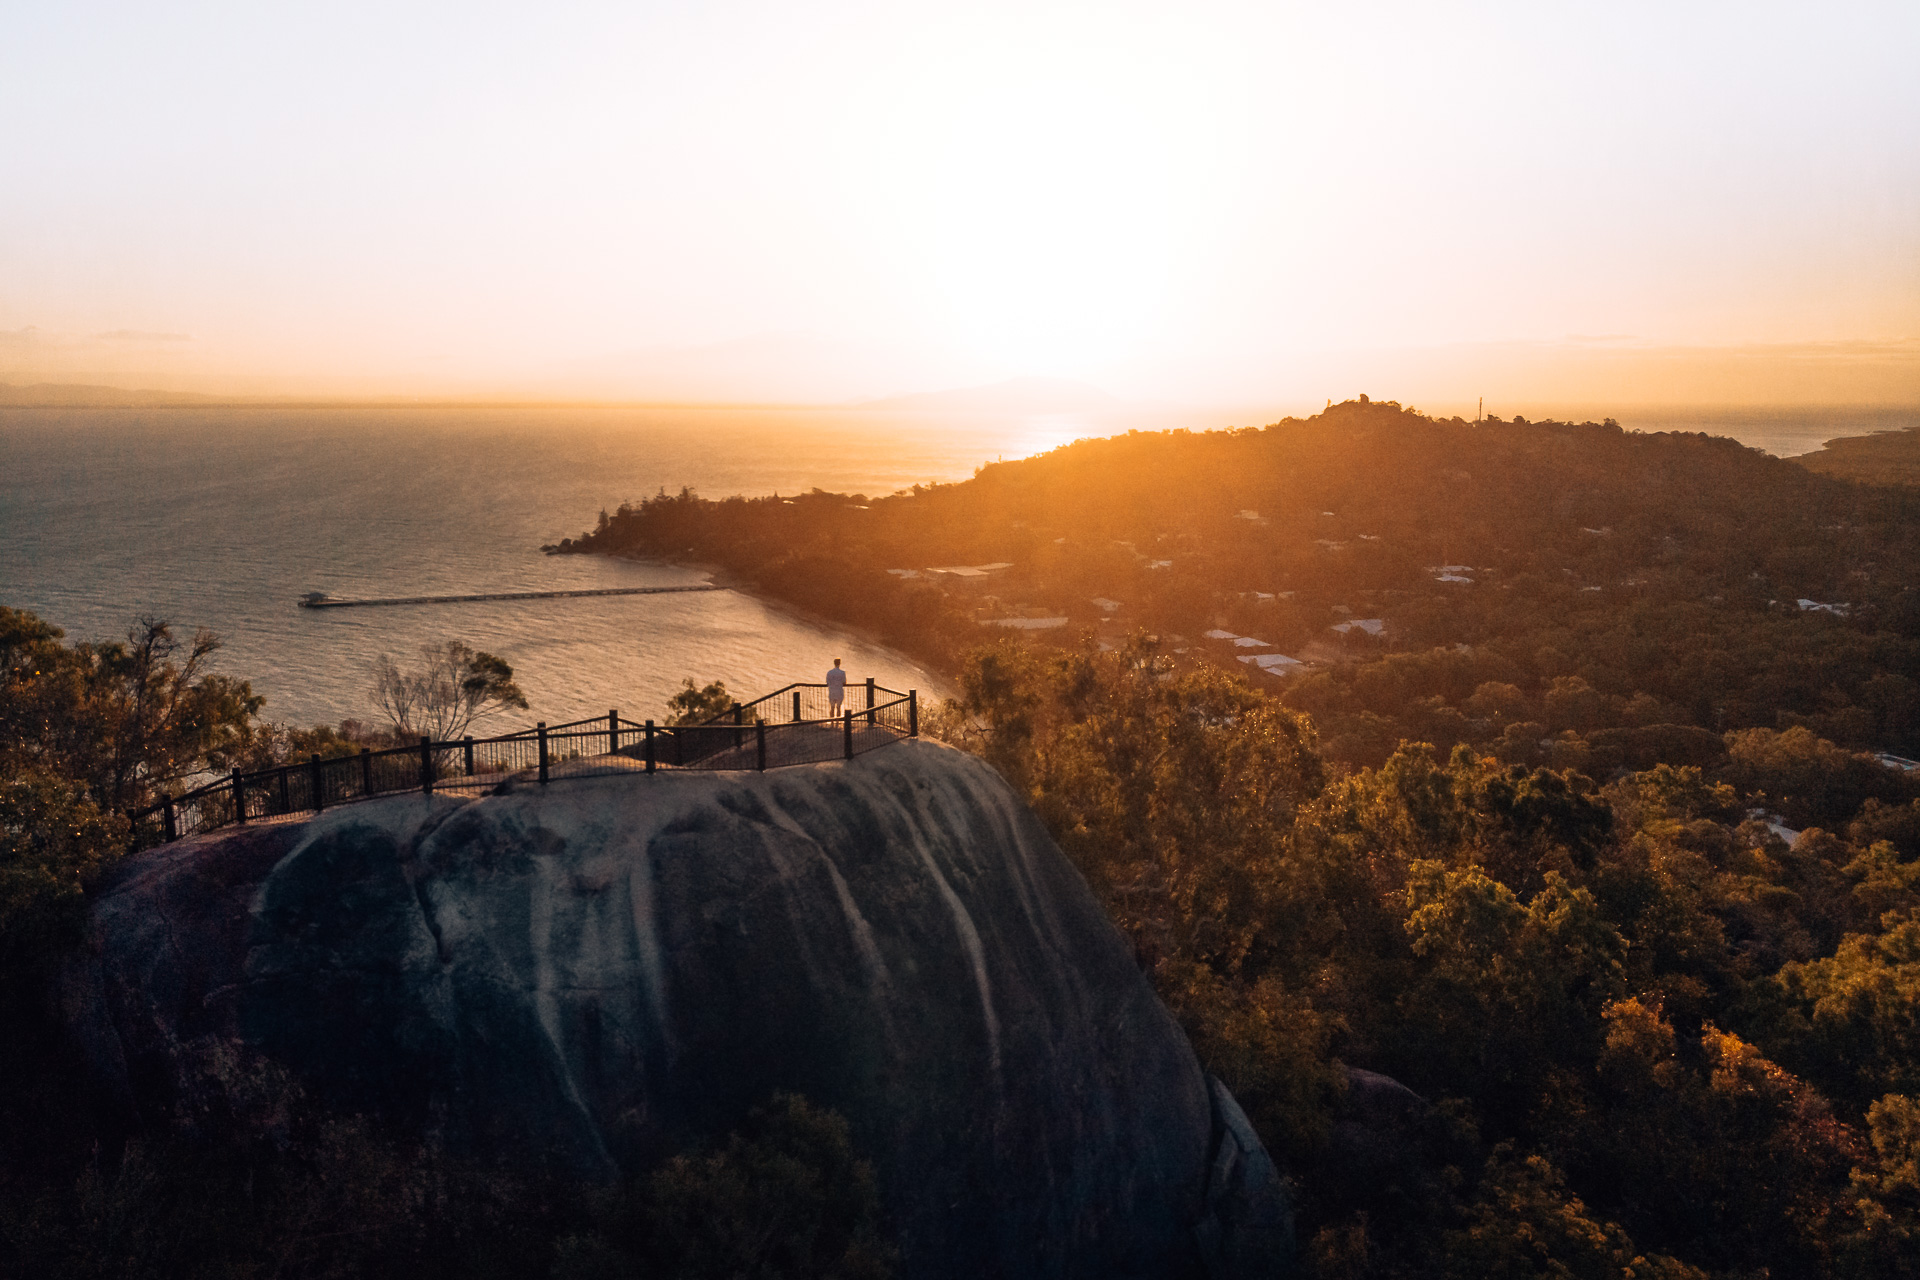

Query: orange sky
left=3, top=1, right=1915, bottom=408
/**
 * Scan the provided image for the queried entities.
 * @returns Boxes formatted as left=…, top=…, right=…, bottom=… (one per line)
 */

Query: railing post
left=277, top=766, right=291, bottom=814
left=537, top=723, right=549, bottom=784
left=909, top=689, right=918, bottom=737
left=792, top=690, right=801, bottom=723
left=644, top=719, right=656, bottom=773
left=463, top=737, right=475, bottom=776
left=421, top=736, right=434, bottom=794
left=732, top=703, right=743, bottom=750
left=609, top=709, right=619, bottom=756
left=360, top=747, right=374, bottom=797
left=844, top=710, right=854, bottom=760
left=163, top=797, right=177, bottom=843
left=310, top=753, right=325, bottom=811
left=866, top=677, right=875, bottom=725
left=232, top=771, right=247, bottom=824
left=756, top=721, right=767, bottom=771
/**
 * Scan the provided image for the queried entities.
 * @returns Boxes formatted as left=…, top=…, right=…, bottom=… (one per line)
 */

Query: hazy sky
left=3, top=0, right=1916, bottom=406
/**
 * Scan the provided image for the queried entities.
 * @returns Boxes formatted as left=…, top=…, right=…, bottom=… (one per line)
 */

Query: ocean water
left=1602, top=406, right=1920, bottom=459
left=1, top=402, right=1907, bottom=732
left=0, top=403, right=1149, bottom=729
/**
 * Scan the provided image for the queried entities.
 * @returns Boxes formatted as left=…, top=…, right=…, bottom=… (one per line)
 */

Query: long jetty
left=298, top=584, right=724, bottom=609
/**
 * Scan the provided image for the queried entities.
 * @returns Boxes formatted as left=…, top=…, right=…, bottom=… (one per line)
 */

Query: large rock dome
left=63, top=739, right=1290, bottom=1278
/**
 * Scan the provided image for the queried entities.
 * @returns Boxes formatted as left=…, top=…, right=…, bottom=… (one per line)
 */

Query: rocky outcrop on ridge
left=62, top=740, right=1292, bottom=1278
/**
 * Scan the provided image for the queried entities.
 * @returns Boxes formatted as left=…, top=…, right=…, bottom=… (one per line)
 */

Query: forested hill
left=1796, top=424, right=1920, bottom=488
left=561, top=398, right=1920, bottom=764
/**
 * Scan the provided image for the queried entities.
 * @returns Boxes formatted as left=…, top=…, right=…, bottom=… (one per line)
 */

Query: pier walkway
left=298, top=584, right=722, bottom=609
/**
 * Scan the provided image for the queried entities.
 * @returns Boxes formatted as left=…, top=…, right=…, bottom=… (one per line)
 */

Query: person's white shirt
left=826, top=665, right=848, bottom=700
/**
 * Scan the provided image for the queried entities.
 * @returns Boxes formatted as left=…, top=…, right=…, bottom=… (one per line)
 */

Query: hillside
left=562, top=397, right=1920, bottom=767
left=1795, top=425, right=1920, bottom=487
left=0, top=381, right=214, bottom=406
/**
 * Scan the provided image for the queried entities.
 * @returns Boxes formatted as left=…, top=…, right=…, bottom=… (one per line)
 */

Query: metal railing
left=126, top=685, right=919, bottom=851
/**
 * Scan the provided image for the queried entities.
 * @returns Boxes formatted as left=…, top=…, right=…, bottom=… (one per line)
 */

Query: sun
left=923, top=110, right=1179, bottom=372
left=832, top=11, right=1245, bottom=376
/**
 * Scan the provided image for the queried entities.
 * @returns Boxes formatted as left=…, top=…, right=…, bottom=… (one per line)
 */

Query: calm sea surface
left=1, top=402, right=1911, bottom=731
left=0, top=404, right=1154, bottom=729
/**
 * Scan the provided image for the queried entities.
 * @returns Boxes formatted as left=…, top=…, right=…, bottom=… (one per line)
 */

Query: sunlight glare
left=1002, top=413, right=1094, bottom=459
left=837, top=11, right=1246, bottom=375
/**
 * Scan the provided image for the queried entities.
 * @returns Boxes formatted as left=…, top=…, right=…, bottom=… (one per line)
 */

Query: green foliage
left=0, top=770, right=125, bottom=976
left=560, top=486, right=973, bottom=664
left=0, top=606, right=259, bottom=985
left=1604, top=763, right=1741, bottom=827
left=372, top=639, right=529, bottom=741
left=1852, top=798, right=1920, bottom=861
left=1722, top=726, right=1920, bottom=832
left=0, top=1053, right=558, bottom=1280
left=552, top=1094, right=895, bottom=1280
left=1769, top=913, right=1920, bottom=1110
left=1, top=1037, right=886, bottom=1280
left=1796, top=426, right=1920, bottom=488
left=1, top=607, right=264, bottom=812
left=1561, top=1000, right=1867, bottom=1270
left=1442, top=1146, right=1706, bottom=1280
left=646, top=1095, right=894, bottom=1280
left=1845, top=1094, right=1920, bottom=1266
left=1846, top=841, right=1920, bottom=922
left=1393, top=744, right=1615, bottom=886
left=954, top=634, right=1324, bottom=972
left=934, top=634, right=1920, bottom=1278
left=665, top=677, right=753, bottom=726
left=1159, top=960, right=1348, bottom=1164
left=1397, top=865, right=1625, bottom=1117
left=228, top=718, right=398, bottom=773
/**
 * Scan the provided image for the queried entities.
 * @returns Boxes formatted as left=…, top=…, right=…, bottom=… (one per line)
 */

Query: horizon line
left=4, top=378, right=1920, bottom=418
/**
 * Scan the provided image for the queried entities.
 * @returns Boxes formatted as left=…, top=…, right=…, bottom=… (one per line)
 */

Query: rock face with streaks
left=62, top=740, right=1291, bottom=1278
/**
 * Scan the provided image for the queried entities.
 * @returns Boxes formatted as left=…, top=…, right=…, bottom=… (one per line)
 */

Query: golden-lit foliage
left=561, top=404, right=1920, bottom=1271
left=571, top=401, right=1920, bottom=775
left=935, top=631, right=1920, bottom=1277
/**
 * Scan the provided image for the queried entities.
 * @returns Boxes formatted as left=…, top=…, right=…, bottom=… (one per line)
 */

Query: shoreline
left=1791, top=424, right=1920, bottom=485
left=611, top=551, right=963, bottom=705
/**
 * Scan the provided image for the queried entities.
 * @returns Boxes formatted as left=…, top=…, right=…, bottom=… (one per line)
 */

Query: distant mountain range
left=0, top=381, right=215, bottom=406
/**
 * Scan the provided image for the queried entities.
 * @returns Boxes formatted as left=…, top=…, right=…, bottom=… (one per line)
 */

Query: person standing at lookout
left=826, top=658, right=848, bottom=717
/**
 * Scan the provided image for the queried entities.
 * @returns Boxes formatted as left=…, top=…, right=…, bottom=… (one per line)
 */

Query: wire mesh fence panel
left=477, top=735, right=541, bottom=777
left=731, top=682, right=910, bottom=726
left=872, top=696, right=914, bottom=735
left=420, top=746, right=474, bottom=794
left=127, top=784, right=227, bottom=850
left=677, top=715, right=910, bottom=771
left=364, top=747, right=416, bottom=797
left=126, top=810, right=165, bottom=849
left=546, top=727, right=605, bottom=764
left=185, top=788, right=231, bottom=835
left=682, top=720, right=797, bottom=770
left=134, top=780, right=240, bottom=846
left=663, top=723, right=739, bottom=766
left=324, top=752, right=378, bottom=805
